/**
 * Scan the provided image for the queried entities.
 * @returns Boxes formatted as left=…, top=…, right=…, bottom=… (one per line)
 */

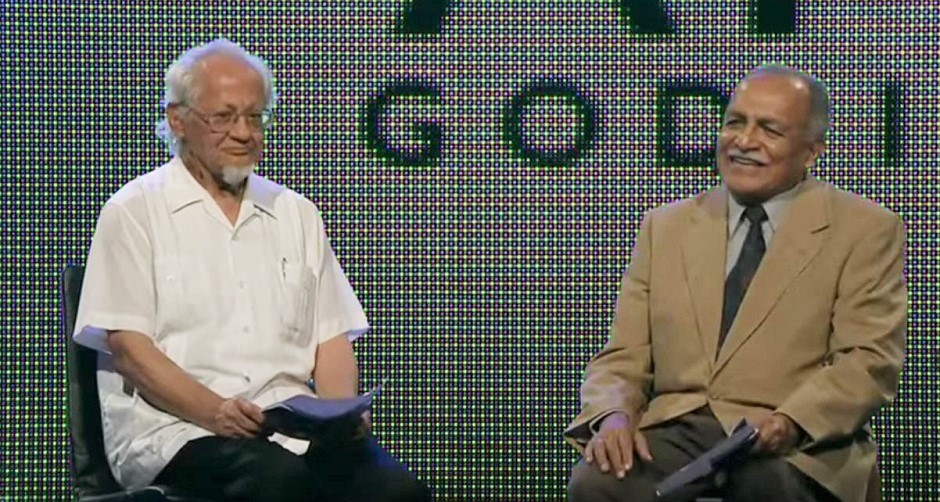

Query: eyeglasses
left=184, top=105, right=275, bottom=133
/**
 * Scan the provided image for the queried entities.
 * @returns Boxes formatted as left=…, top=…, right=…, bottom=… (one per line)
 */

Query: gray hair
left=155, top=38, right=278, bottom=154
left=742, top=65, right=830, bottom=142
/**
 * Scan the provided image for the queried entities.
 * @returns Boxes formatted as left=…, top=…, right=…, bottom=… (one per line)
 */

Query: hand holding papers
left=655, top=419, right=759, bottom=499
left=262, top=384, right=383, bottom=441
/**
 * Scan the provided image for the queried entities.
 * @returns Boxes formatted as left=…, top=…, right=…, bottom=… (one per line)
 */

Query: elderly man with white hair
left=74, top=39, right=429, bottom=501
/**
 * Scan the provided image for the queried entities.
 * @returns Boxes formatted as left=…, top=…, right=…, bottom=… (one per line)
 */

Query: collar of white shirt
left=164, top=156, right=279, bottom=218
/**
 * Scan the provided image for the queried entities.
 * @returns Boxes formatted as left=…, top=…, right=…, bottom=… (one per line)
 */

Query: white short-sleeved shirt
left=73, top=157, right=369, bottom=489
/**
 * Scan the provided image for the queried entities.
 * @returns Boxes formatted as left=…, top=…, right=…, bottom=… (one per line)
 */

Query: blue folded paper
left=262, top=384, right=383, bottom=440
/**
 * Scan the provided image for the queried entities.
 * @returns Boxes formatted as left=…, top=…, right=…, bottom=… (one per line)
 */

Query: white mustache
left=728, top=152, right=766, bottom=165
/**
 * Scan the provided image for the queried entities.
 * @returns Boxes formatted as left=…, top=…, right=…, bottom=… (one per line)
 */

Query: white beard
left=221, top=164, right=255, bottom=187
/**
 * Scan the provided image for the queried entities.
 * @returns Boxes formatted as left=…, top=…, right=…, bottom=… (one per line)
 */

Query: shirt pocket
left=279, top=261, right=318, bottom=346
left=153, top=256, right=213, bottom=335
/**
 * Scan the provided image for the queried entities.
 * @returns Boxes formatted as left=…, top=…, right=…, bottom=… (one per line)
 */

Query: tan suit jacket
left=565, top=177, right=907, bottom=502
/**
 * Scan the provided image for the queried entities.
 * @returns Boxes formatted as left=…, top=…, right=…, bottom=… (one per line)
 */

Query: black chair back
left=61, top=264, right=125, bottom=496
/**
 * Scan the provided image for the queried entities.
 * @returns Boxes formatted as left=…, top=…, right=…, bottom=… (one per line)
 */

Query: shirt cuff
left=73, top=313, right=155, bottom=354
left=318, top=317, right=370, bottom=344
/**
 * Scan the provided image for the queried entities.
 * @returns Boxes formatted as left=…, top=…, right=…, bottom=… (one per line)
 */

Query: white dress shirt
left=73, top=157, right=369, bottom=489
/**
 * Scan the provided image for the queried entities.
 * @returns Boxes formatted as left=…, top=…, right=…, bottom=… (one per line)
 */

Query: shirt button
left=242, top=326, right=249, bottom=333
left=238, top=280, right=245, bottom=289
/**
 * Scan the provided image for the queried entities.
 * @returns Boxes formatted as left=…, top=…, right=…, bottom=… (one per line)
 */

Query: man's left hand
left=754, top=413, right=803, bottom=455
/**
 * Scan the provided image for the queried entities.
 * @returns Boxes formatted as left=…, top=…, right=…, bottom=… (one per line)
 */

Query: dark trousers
left=567, top=407, right=838, bottom=502
left=154, top=434, right=430, bottom=502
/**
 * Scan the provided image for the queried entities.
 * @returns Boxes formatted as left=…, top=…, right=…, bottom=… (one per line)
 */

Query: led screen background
left=2, top=1, right=938, bottom=499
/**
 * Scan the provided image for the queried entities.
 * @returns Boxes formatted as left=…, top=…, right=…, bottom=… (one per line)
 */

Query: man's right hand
left=584, top=412, right=653, bottom=478
left=209, top=397, right=265, bottom=438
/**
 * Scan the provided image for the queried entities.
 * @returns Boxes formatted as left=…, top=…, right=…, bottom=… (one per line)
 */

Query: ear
left=167, top=104, right=186, bottom=142
left=804, top=141, right=826, bottom=168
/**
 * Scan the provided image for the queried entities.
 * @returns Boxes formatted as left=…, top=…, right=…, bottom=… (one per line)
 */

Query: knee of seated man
left=724, top=456, right=818, bottom=501
left=380, top=472, right=431, bottom=502
left=354, top=463, right=430, bottom=502
left=232, top=442, right=316, bottom=499
left=568, top=459, right=657, bottom=502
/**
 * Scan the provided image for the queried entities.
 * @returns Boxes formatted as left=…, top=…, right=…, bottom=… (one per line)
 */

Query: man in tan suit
left=565, top=66, right=906, bottom=502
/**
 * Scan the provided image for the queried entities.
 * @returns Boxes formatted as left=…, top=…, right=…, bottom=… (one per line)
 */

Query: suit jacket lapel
left=682, top=186, right=728, bottom=372
left=714, top=178, right=830, bottom=374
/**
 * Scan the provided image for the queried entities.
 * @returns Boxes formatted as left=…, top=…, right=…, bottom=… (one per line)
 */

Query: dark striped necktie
left=718, top=205, right=768, bottom=353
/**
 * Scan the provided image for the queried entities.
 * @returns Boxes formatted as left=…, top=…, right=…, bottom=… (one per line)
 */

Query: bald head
left=188, top=53, right=265, bottom=107
left=741, top=65, right=830, bottom=142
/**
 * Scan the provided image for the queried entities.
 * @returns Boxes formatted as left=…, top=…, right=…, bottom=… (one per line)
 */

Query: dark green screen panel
left=2, top=1, right=937, bottom=499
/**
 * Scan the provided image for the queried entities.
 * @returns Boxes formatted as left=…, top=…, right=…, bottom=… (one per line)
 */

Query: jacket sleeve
left=564, top=212, right=655, bottom=449
left=776, top=213, right=907, bottom=445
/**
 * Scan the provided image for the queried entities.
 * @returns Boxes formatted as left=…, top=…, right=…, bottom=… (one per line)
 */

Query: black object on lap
left=655, top=420, right=759, bottom=499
